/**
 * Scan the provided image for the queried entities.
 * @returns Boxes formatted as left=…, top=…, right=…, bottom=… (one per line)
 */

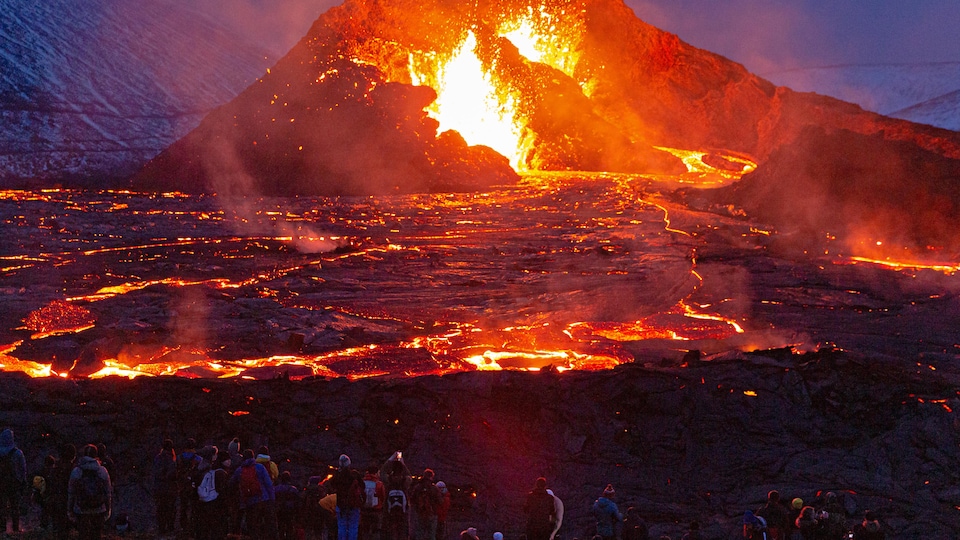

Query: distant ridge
left=764, top=62, right=960, bottom=131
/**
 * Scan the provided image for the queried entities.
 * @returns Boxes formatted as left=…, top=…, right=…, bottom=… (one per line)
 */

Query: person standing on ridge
left=436, top=480, right=451, bottom=540
left=524, top=477, right=556, bottom=540
left=756, top=490, right=790, bottom=540
left=380, top=451, right=412, bottom=540
left=67, top=444, right=112, bottom=540
left=50, top=443, right=77, bottom=540
left=0, top=428, right=27, bottom=535
left=231, top=448, right=276, bottom=539
left=153, top=439, right=178, bottom=538
left=177, top=438, right=203, bottom=535
left=409, top=469, right=442, bottom=540
left=592, top=484, right=623, bottom=540
left=360, top=464, right=385, bottom=540
left=332, top=454, right=366, bottom=540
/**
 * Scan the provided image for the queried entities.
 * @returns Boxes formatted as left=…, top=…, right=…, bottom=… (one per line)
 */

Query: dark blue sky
left=625, top=0, right=960, bottom=73
left=197, top=0, right=960, bottom=74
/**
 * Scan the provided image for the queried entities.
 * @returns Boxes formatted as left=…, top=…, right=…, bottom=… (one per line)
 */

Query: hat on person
left=602, top=484, right=615, bottom=497
left=198, top=445, right=218, bottom=461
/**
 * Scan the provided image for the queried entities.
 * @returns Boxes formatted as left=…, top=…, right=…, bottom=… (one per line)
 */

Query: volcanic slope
left=131, top=0, right=960, bottom=257
left=0, top=0, right=273, bottom=186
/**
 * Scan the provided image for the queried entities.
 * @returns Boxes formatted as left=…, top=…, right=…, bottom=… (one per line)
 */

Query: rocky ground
left=2, top=349, right=959, bottom=539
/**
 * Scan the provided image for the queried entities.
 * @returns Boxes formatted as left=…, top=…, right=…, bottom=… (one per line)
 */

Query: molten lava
left=22, top=301, right=97, bottom=339
left=414, top=31, right=523, bottom=167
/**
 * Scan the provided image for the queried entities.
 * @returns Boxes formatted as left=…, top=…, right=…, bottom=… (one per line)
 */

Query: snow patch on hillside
left=0, top=0, right=273, bottom=184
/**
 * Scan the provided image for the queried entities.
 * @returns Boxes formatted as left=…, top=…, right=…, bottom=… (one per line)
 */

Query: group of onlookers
left=0, top=428, right=116, bottom=540
left=0, top=430, right=890, bottom=540
left=742, top=490, right=886, bottom=540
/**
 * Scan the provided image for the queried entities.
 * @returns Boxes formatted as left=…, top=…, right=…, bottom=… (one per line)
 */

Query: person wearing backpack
left=230, top=448, right=276, bottom=539
left=0, top=428, right=27, bottom=535
left=379, top=451, right=411, bottom=540
left=409, top=469, right=442, bottom=540
left=178, top=438, right=203, bottom=537
left=622, top=506, right=649, bottom=540
left=756, top=490, right=790, bottom=540
left=67, top=444, right=112, bottom=540
left=50, top=443, right=77, bottom=540
left=34, top=453, right=58, bottom=531
left=360, top=465, right=385, bottom=540
left=332, top=454, right=366, bottom=540
left=525, top=477, right=556, bottom=540
left=743, top=510, right=768, bottom=540
left=257, top=446, right=281, bottom=486
left=196, top=446, right=228, bottom=540
left=274, top=471, right=301, bottom=540
left=154, top=438, right=178, bottom=537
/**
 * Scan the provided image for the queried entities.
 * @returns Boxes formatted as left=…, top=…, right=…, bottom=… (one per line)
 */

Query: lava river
left=0, top=165, right=958, bottom=379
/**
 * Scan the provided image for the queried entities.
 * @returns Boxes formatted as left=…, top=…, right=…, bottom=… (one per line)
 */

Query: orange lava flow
left=654, top=147, right=757, bottom=186
left=844, top=256, right=960, bottom=275
left=21, top=301, right=97, bottom=339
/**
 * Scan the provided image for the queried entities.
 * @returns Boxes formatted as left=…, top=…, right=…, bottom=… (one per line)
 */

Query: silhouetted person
left=592, top=485, right=622, bottom=540
left=154, top=438, right=178, bottom=537
left=68, top=444, right=112, bottom=540
left=0, top=429, right=27, bottom=535
left=524, top=477, right=556, bottom=540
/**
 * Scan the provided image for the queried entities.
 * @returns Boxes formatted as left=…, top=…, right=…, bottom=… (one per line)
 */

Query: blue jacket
left=231, top=458, right=275, bottom=508
left=0, top=429, right=27, bottom=489
left=592, top=496, right=622, bottom=537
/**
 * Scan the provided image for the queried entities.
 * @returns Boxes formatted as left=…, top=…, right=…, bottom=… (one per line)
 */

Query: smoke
left=168, top=285, right=211, bottom=349
left=202, top=139, right=340, bottom=254
left=274, top=221, right=340, bottom=254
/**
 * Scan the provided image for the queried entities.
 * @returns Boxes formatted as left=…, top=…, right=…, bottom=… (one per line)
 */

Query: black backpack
left=76, top=468, right=108, bottom=511
left=411, top=481, right=435, bottom=515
